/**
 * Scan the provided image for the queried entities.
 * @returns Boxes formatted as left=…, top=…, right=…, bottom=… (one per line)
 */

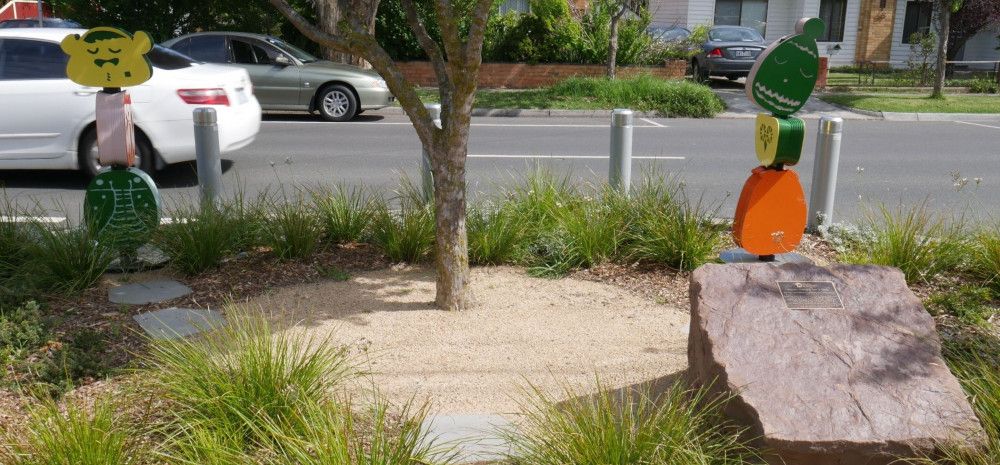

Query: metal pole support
left=193, top=108, right=223, bottom=208
left=807, top=116, right=843, bottom=232
left=421, top=103, right=441, bottom=204
left=609, top=109, right=634, bottom=193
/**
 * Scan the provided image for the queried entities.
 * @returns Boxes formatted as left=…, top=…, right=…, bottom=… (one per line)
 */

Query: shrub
left=28, top=225, right=115, bottom=295
left=627, top=179, right=724, bottom=271
left=0, top=300, right=45, bottom=377
left=549, top=75, right=725, bottom=117
left=145, top=312, right=354, bottom=458
left=372, top=203, right=436, bottom=263
left=485, top=0, right=583, bottom=63
left=261, top=200, right=323, bottom=260
left=312, top=184, right=378, bottom=244
left=155, top=207, right=244, bottom=276
left=0, top=399, right=144, bottom=465
left=969, top=78, right=999, bottom=94
left=504, top=378, right=759, bottom=465
left=467, top=203, right=526, bottom=265
left=839, top=204, right=968, bottom=284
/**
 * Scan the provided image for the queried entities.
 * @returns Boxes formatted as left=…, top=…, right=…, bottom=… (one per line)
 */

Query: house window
left=714, top=0, right=769, bottom=36
left=818, top=0, right=847, bottom=42
left=901, top=1, right=933, bottom=44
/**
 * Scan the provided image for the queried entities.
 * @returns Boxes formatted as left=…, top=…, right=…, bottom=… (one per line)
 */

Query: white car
left=0, top=28, right=261, bottom=177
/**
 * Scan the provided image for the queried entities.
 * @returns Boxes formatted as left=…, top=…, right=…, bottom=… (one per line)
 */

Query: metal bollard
left=193, top=108, right=224, bottom=208
left=807, top=116, right=844, bottom=232
left=421, top=103, right=441, bottom=203
left=609, top=109, right=633, bottom=193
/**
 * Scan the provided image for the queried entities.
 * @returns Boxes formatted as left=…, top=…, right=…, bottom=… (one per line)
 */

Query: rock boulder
left=688, top=263, right=985, bottom=465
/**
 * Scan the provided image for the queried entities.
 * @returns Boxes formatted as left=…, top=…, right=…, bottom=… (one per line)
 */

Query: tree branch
left=400, top=0, right=450, bottom=89
left=464, top=0, right=495, bottom=64
left=432, top=0, right=464, bottom=63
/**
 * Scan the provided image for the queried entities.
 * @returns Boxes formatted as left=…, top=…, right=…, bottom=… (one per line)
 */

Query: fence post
left=193, top=108, right=223, bottom=208
left=421, top=103, right=441, bottom=204
left=808, top=116, right=844, bottom=232
left=609, top=108, right=633, bottom=193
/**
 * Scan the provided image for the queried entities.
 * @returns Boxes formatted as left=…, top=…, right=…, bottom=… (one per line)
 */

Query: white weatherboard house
left=647, top=0, right=1000, bottom=69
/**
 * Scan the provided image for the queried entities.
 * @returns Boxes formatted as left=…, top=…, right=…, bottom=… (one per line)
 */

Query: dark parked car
left=0, top=18, right=82, bottom=28
left=163, top=32, right=394, bottom=121
left=691, top=26, right=766, bottom=82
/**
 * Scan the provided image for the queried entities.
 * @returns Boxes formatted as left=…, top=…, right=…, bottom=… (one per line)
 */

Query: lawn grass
left=414, top=75, right=725, bottom=118
left=821, top=93, right=1000, bottom=113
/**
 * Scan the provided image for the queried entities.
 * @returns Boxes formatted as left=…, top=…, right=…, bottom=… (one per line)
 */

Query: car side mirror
left=275, top=55, right=292, bottom=66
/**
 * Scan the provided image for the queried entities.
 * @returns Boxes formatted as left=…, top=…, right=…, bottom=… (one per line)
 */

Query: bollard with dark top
left=609, top=108, right=633, bottom=193
left=807, top=116, right=843, bottom=231
left=193, top=108, right=223, bottom=208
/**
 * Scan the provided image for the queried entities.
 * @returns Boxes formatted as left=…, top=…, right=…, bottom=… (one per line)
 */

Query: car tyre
left=317, top=84, right=358, bottom=122
left=79, top=128, right=154, bottom=178
left=693, top=61, right=709, bottom=83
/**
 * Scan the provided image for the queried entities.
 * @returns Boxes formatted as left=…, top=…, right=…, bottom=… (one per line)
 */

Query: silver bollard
left=807, top=116, right=844, bottom=232
left=421, top=103, right=441, bottom=203
left=193, top=108, right=223, bottom=208
left=609, top=109, right=634, bottom=193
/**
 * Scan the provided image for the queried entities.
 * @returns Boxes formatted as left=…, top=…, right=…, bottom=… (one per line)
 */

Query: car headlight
left=370, top=78, right=388, bottom=89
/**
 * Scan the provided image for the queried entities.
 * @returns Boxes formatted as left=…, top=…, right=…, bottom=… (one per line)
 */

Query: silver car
left=163, top=32, right=394, bottom=121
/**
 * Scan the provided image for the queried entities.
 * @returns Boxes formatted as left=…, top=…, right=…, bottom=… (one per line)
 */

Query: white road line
left=469, top=154, right=684, bottom=160
left=0, top=216, right=67, bottom=223
left=955, top=120, right=1000, bottom=130
left=639, top=117, right=665, bottom=127
left=262, top=121, right=664, bottom=129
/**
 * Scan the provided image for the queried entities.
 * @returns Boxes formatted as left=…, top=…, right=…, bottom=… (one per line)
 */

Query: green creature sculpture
left=746, top=17, right=825, bottom=118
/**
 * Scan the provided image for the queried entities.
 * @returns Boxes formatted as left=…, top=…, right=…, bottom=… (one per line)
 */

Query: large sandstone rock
left=688, top=263, right=985, bottom=465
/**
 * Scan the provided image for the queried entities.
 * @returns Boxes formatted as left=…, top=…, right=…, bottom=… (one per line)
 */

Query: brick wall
left=855, top=0, right=897, bottom=63
left=396, top=60, right=688, bottom=89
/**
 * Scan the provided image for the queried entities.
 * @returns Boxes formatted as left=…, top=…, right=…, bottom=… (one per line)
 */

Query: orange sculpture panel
left=732, top=167, right=807, bottom=256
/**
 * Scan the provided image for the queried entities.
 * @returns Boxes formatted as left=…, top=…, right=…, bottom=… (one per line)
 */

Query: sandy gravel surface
left=246, top=266, right=690, bottom=416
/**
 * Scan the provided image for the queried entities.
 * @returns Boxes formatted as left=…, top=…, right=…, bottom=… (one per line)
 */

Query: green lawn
left=821, top=93, right=1000, bottom=113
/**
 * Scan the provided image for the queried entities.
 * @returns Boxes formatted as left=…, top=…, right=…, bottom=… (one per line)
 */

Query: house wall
left=686, top=0, right=715, bottom=28
left=650, top=0, right=688, bottom=26
left=958, top=24, right=1000, bottom=69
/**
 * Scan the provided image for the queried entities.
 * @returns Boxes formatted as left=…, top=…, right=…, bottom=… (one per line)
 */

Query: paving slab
left=109, top=279, right=192, bottom=305
left=133, top=307, right=226, bottom=340
left=422, top=414, right=513, bottom=463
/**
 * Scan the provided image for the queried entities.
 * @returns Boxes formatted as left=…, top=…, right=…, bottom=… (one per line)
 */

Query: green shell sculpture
left=745, top=17, right=825, bottom=117
left=84, top=167, right=161, bottom=253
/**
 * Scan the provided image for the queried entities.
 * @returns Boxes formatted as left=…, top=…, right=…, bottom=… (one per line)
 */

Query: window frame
left=713, top=0, right=769, bottom=37
left=185, top=34, right=230, bottom=63
left=901, top=0, right=934, bottom=44
left=818, top=0, right=848, bottom=42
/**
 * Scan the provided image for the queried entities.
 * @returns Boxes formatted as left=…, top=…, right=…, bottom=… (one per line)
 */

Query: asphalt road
left=2, top=113, right=999, bottom=224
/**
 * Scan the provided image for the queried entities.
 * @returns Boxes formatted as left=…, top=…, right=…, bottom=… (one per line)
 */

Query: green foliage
left=155, top=207, right=245, bottom=276
left=467, top=203, right=527, bottom=265
left=838, top=204, right=969, bottom=284
left=628, top=179, right=725, bottom=271
left=28, top=225, right=115, bottom=295
left=0, top=399, right=143, bottom=465
left=574, top=0, right=661, bottom=66
left=927, top=285, right=996, bottom=326
left=969, top=78, right=1000, bottom=93
left=906, top=31, right=938, bottom=86
left=372, top=202, right=436, bottom=263
left=969, top=227, right=1000, bottom=293
left=318, top=265, right=351, bottom=281
left=145, top=312, right=354, bottom=459
left=262, top=200, right=323, bottom=260
left=549, top=75, right=725, bottom=117
left=0, top=301, right=45, bottom=375
left=312, top=185, right=379, bottom=244
left=504, top=378, right=760, bottom=465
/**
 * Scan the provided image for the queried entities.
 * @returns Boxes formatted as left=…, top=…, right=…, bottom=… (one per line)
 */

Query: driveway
left=708, top=78, right=874, bottom=120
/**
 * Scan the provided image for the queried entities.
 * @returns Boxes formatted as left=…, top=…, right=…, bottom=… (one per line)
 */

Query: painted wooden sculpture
left=62, top=28, right=161, bottom=256
left=732, top=17, right=824, bottom=259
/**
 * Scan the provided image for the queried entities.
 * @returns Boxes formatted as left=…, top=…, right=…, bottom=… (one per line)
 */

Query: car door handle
left=74, top=88, right=100, bottom=96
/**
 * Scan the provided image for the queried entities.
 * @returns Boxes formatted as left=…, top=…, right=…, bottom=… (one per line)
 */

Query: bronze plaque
left=777, top=281, right=844, bottom=310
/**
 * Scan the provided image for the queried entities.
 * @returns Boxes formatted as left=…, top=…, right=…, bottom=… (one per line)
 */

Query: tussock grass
left=467, top=203, right=526, bottom=265
left=0, top=399, right=144, bottom=465
left=549, top=76, right=726, bottom=118
left=312, top=184, right=379, bottom=245
left=969, top=226, right=1000, bottom=294
left=504, top=378, right=760, bottom=465
left=839, top=203, right=969, bottom=284
left=28, top=225, right=114, bottom=295
left=371, top=181, right=435, bottom=263
left=262, top=199, right=324, bottom=260
left=155, top=206, right=245, bottom=276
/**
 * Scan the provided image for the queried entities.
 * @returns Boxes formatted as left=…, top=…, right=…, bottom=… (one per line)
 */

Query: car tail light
left=177, top=88, right=230, bottom=106
left=708, top=48, right=723, bottom=58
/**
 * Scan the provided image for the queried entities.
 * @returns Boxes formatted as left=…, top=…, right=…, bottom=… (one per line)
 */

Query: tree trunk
left=314, top=0, right=376, bottom=68
left=607, top=9, right=622, bottom=79
left=430, top=139, right=470, bottom=311
left=932, top=1, right=950, bottom=98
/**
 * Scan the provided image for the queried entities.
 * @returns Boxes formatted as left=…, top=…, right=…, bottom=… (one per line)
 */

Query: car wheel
left=317, top=84, right=358, bottom=122
left=79, top=128, right=154, bottom=178
left=693, top=61, right=708, bottom=83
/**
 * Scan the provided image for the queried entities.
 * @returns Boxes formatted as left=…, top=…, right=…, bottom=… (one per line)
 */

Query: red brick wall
left=396, top=60, right=688, bottom=89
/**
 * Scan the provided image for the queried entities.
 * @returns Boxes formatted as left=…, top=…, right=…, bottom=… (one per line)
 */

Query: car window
left=231, top=38, right=256, bottom=64
left=169, top=37, right=191, bottom=56
left=186, top=35, right=228, bottom=63
left=709, top=28, right=763, bottom=42
left=250, top=40, right=283, bottom=64
left=148, top=45, right=194, bottom=70
left=0, top=38, right=68, bottom=80
left=264, top=37, right=318, bottom=63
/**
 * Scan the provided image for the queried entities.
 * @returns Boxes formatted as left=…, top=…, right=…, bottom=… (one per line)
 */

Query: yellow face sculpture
left=61, top=27, right=153, bottom=87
